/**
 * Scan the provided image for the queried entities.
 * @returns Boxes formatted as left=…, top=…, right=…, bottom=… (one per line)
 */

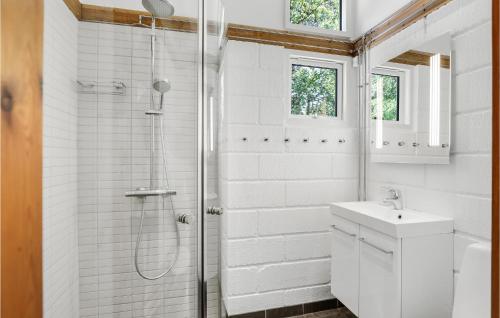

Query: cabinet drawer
left=331, top=215, right=359, bottom=316
left=359, top=226, right=401, bottom=318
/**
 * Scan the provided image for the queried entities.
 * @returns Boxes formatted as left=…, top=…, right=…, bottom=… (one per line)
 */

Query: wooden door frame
left=1, top=0, right=44, bottom=317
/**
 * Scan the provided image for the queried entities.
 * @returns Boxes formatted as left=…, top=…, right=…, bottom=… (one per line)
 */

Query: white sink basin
left=330, top=201, right=453, bottom=238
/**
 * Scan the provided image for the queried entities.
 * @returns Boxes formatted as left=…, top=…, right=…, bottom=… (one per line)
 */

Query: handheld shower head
left=142, top=0, right=175, bottom=19
left=153, top=79, right=170, bottom=110
left=153, top=79, right=171, bottom=94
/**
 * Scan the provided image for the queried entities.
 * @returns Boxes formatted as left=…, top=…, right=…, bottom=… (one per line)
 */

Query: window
left=286, top=0, right=347, bottom=36
left=371, top=71, right=402, bottom=121
left=290, top=57, right=343, bottom=119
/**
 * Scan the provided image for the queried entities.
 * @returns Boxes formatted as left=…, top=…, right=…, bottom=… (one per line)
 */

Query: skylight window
left=287, top=0, right=343, bottom=33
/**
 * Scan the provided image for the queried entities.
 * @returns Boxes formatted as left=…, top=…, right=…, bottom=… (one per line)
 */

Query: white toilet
left=452, top=243, right=491, bottom=318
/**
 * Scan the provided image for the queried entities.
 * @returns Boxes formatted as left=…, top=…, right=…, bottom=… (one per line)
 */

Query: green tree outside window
left=371, top=73, right=399, bottom=121
left=291, top=64, right=337, bottom=117
left=290, top=0, right=342, bottom=31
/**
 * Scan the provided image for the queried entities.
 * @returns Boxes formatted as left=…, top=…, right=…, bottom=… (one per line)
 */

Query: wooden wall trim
left=353, top=0, right=452, bottom=53
left=77, top=4, right=355, bottom=56
left=65, top=0, right=456, bottom=58
left=63, top=0, right=82, bottom=20
left=389, top=50, right=451, bottom=69
left=1, top=0, right=44, bottom=317
left=80, top=4, right=198, bottom=32
left=492, top=0, right=499, bottom=316
left=226, top=24, right=354, bottom=56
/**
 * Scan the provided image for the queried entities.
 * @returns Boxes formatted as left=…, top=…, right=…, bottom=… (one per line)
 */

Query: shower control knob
left=177, top=213, right=192, bottom=224
left=207, top=207, right=223, bottom=216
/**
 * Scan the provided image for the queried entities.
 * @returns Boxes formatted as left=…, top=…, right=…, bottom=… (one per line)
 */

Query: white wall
left=224, top=0, right=416, bottom=39
left=43, top=0, right=80, bottom=317
left=219, top=41, right=359, bottom=315
left=76, top=22, right=199, bottom=318
left=352, top=0, right=413, bottom=37
left=222, top=0, right=285, bottom=30
left=367, top=0, right=492, bottom=280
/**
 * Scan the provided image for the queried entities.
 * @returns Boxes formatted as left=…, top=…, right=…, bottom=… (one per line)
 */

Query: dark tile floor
left=293, top=308, right=357, bottom=318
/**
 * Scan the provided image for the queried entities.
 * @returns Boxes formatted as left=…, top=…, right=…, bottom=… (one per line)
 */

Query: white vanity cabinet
left=331, top=215, right=360, bottom=316
left=330, top=204, right=454, bottom=318
left=358, top=226, right=401, bottom=318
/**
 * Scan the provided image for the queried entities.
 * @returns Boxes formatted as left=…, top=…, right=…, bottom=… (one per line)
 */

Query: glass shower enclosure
left=45, top=0, right=225, bottom=316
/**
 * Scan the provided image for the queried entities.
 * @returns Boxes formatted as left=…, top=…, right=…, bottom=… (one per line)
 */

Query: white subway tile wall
left=220, top=42, right=359, bottom=315
left=43, top=0, right=80, bottom=317
left=367, top=0, right=492, bottom=279
left=77, top=22, right=201, bottom=318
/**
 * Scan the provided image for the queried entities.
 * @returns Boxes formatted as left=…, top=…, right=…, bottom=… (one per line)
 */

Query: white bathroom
left=0, top=0, right=496, bottom=318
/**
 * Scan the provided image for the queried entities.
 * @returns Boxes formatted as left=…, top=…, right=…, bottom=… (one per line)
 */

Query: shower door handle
left=207, top=207, right=223, bottom=216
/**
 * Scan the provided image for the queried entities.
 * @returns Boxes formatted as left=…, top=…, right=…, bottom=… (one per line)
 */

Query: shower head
left=153, top=79, right=171, bottom=94
left=142, top=0, right=175, bottom=19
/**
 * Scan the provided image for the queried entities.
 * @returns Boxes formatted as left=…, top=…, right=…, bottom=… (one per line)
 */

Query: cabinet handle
left=331, top=225, right=356, bottom=237
left=359, top=238, right=393, bottom=255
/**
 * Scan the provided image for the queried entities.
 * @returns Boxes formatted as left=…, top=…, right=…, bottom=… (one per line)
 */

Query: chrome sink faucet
left=382, top=186, right=403, bottom=210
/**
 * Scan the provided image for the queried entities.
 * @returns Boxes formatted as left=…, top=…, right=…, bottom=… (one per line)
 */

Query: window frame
left=370, top=66, right=410, bottom=127
left=371, top=72, right=401, bottom=121
left=288, top=55, right=345, bottom=124
left=285, top=0, right=351, bottom=38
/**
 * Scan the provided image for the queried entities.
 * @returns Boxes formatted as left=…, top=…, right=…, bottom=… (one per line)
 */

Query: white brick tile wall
left=454, top=110, right=492, bottom=153
left=285, top=180, right=358, bottom=206
left=259, top=154, right=287, bottom=180
left=257, top=260, right=330, bottom=292
left=367, top=0, right=492, bottom=279
left=225, top=41, right=260, bottom=68
left=222, top=154, right=260, bottom=180
left=453, top=21, right=492, bottom=74
left=225, top=291, right=285, bottom=315
left=455, top=67, right=492, bottom=113
left=226, top=95, right=260, bottom=124
left=76, top=22, right=200, bottom=318
left=225, top=267, right=259, bottom=295
left=284, top=155, right=333, bottom=180
left=332, top=154, right=359, bottom=179
left=220, top=41, right=359, bottom=315
left=283, top=285, right=332, bottom=306
left=258, top=207, right=332, bottom=236
left=259, top=97, right=285, bottom=125
left=285, top=233, right=331, bottom=261
left=224, top=182, right=286, bottom=209
left=43, top=0, right=80, bottom=317
left=227, top=237, right=285, bottom=267
left=224, top=210, right=259, bottom=239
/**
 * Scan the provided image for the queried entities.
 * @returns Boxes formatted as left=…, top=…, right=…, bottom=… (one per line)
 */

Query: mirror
left=369, top=34, right=452, bottom=164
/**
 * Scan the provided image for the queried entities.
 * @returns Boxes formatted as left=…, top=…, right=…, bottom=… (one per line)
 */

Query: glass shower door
left=201, top=0, right=225, bottom=316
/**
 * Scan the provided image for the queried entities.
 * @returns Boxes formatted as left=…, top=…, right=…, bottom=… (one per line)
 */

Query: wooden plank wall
left=0, top=0, right=44, bottom=317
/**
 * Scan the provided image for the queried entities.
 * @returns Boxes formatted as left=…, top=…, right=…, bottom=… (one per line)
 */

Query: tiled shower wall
left=77, top=22, right=199, bottom=317
left=220, top=41, right=359, bottom=315
left=43, top=0, right=80, bottom=317
left=367, top=0, right=492, bottom=279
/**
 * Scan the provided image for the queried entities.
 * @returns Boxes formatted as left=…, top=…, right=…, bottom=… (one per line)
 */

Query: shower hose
left=134, top=116, right=181, bottom=280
